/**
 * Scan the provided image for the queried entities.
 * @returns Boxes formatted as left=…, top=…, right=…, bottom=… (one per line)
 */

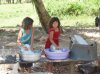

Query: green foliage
left=44, top=0, right=68, bottom=18
left=43, top=0, right=100, bottom=17
left=66, top=2, right=84, bottom=16
left=0, top=0, right=99, bottom=28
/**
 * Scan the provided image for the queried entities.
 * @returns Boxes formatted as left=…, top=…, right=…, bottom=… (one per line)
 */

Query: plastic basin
left=20, top=49, right=42, bottom=62
left=44, top=48, right=70, bottom=60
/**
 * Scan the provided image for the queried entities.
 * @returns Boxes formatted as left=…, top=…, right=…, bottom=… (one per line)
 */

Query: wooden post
left=96, top=8, right=100, bottom=66
left=99, top=8, right=100, bottom=35
left=0, top=0, right=1, bottom=4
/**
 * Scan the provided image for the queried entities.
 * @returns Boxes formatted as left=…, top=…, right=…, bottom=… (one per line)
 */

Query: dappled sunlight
left=89, top=37, right=100, bottom=44
left=0, top=27, right=100, bottom=74
left=0, top=0, right=100, bottom=74
left=83, top=32, right=100, bottom=38
left=77, top=28, right=100, bottom=44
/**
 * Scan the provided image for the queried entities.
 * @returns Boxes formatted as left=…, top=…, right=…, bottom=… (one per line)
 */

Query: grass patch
left=0, top=3, right=40, bottom=28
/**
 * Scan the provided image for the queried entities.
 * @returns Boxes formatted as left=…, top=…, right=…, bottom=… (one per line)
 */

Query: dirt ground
left=0, top=27, right=100, bottom=74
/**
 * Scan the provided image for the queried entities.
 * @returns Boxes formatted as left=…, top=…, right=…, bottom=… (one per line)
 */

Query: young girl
left=17, top=17, right=34, bottom=73
left=45, top=17, right=61, bottom=72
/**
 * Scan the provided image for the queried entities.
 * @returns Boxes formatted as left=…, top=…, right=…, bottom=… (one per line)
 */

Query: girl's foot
left=18, top=68, right=24, bottom=73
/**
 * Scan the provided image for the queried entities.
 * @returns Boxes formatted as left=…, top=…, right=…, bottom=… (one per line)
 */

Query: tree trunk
left=31, top=0, right=51, bottom=33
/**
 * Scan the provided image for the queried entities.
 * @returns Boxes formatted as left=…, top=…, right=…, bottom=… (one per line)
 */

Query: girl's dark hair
left=22, top=17, right=34, bottom=30
left=48, top=17, right=61, bottom=29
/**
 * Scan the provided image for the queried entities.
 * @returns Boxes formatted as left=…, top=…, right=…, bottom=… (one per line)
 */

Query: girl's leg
left=28, top=67, right=32, bottom=73
left=20, top=67, right=24, bottom=72
left=18, top=63, right=25, bottom=72
left=47, top=62, right=53, bottom=72
left=26, top=63, right=33, bottom=73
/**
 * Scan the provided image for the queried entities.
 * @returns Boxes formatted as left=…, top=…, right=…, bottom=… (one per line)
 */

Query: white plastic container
left=19, top=44, right=42, bottom=62
left=21, top=49, right=41, bottom=62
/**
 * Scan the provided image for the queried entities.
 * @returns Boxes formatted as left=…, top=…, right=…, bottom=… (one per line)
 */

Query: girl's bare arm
left=49, top=31, right=58, bottom=47
left=30, top=27, right=34, bottom=49
left=17, top=30, right=22, bottom=46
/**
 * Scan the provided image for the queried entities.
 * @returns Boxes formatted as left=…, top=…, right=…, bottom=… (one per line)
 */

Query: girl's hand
left=56, top=46, right=59, bottom=50
left=23, top=46, right=28, bottom=51
left=18, top=42, right=22, bottom=46
left=17, top=41, right=22, bottom=46
left=30, top=46, right=34, bottom=50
